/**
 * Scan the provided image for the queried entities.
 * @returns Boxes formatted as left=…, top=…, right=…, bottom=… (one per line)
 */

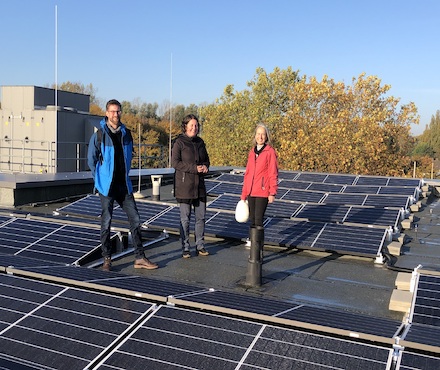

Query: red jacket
left=241, top=144, right=278, bottom=200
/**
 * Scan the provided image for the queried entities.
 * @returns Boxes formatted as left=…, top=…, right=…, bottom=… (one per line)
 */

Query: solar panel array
left=400, top=274, right=440, bottom=354
left=54, top=194, right=389, bottom=259
left=213, top=172, right=419, bottom=209
left=0, top=217, right=114, bottom=265
left=1, top=273, right=401, bottom=370
left=208, top=193, right=402, bottom=229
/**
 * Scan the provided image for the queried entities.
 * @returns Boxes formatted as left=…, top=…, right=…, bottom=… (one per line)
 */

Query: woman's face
left=185, top=119, right=199, bottom=138
left=255, top=126, right=267, bottom=146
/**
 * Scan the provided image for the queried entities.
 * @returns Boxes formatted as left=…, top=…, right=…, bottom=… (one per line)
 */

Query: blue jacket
left=87, top=119, right=134, bottom=196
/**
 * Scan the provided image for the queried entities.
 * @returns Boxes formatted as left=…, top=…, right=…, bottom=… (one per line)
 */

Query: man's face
left=106, top=104, right=121, bottom=128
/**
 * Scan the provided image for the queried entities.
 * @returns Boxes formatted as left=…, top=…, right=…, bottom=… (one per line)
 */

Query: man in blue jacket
left=87, top=99, right=158, bottom=271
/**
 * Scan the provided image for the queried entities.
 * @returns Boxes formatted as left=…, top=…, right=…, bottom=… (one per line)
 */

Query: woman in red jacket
left=241, top=123, right=279, bottom=235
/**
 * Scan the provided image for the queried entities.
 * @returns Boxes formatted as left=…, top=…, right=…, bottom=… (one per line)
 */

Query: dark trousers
left=179, top=199, right=206, bottom=251
left=99, top=185, right=144, bottom=259
left=247, top=196, right=269, bottom=228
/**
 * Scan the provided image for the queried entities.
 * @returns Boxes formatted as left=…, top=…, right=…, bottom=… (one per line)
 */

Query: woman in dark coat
left=172, top=114, right=210, bottom=258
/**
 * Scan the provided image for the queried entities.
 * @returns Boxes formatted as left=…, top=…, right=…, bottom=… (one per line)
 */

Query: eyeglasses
left=107, top=110, right=121, bottom=114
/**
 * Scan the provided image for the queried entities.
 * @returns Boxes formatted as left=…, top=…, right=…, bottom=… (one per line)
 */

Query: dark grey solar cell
left=344, top=185, right=381, bottom=194
left=356, top=176, right=389, bottom=186
left=324, top=193, right=367, bottom=206
left=280, top=189, right=326, bottom=203
left=295, top=204, right=349, bottom=223
left=364, top=194, right=410, bottom=209
left=277, top=305, right=402, bottom=341
left=215, top=173, right=244, bottom=183
left=207, top=193, right=240, bottom=212
left=0, top=357, right=42, bottom=370
left=278, top=171, right=300, bottom=180
left=387, top=178, right=422, bottom=187
left=398, top=349, right=440, bottom=369
left=323, top=174, right=357, bottom=185
left=377, top=186, right=417, bottom=198
left=296, top=173, right=328, bottom=182
left=313, top=223, right=386, bottom=257
left=264, top=219, right=324, bottom=247
left=278, top=179, right=312, bottom=190
left=205, top=180, right=242, bottom=195
left=401, top=324, right=440, bottom=353
left=56, top=194, right=102, bottom=218
left=171, top=289, right=301, bottom=317
left=307, top=182, right=344, bottom=193
left=344, top=207, right=401, bottom=228
left=410, top=274, right=440, bottom=327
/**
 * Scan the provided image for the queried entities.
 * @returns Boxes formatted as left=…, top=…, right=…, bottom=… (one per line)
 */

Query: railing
left=0, top=138, right=166, bottom=174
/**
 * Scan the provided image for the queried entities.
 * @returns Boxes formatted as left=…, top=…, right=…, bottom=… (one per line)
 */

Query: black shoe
left=196, top=248, right=209, bottom=256
left=182, top=250, right=191, bottom=259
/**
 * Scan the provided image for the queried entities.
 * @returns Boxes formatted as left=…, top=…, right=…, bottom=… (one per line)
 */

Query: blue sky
left=1, top=0, right=439, bottom=135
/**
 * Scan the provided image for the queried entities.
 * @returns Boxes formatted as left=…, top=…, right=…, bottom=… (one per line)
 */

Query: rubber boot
left=246, top=226, right=264, bottom=287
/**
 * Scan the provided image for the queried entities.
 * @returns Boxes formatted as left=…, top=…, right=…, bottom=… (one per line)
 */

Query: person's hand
left=268, top=195, right=275, bottom=203
left=197, top=165, right=208, bottom=173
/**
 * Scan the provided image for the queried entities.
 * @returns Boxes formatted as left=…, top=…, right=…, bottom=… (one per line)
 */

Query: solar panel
left=278, top=171, right=300, bottom=180
left=377, top=186, right=418, bottom=198
left=344, top=185, right=381, bottom=194
left=296, top=172, right=329, bottom=182
left=56, top=194, right=173, bottom=226
left=0, top=274, right=155, bottom=370
left=344, top=207, right=402, bottom=228
left=324, top=174, right=357, bottom=185
left=294, top=203, right=350, bottom=223
left=387, top=178, right=422, bottom=187
left=363, top=194, right=410, bottom=209
left=0, top=218, right=110, bottom=265
left=397, top=349, right=440, bottom=369
left=98, top=305, right=394, bottom=370
left=278, top=179, right=312, bottom=190
left=215, top=173, right=244, bottom=183
left=205, top=180, right=242, bottom=196
left=312, top=223, right=386, bottom=257
left=410, top=274, right=440, bottom=327
left=6, top=263, right=209, bottom=303
left=400, top=324, right=440, bottom=353
left=307, top=182, right=344, bottom=193
left=168, top=289, right=402, bottom=344
left=356, top=176, right=389, bottom=186
left=280, top=189, right=326, bottom=203
left=323, top=193, right=368, bottom=206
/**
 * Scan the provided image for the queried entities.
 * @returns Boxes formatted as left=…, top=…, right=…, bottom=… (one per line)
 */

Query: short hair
left=106, top=99, right=122, bottom=111
left=181, top=114, right=199, bottom=133
left=252, top=123, right=272, bottom=146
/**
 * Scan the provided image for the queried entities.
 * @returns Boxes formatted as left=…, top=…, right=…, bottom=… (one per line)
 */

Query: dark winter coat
left=171, top=133, right=210, bottom=201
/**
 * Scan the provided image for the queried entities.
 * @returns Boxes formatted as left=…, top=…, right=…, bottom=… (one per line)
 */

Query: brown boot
left=102, top=257, right=112, bottom=272
left=134, top=257, right=158, bottom=270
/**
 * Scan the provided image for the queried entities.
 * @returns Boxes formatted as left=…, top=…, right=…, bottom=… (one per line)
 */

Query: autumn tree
left=277, top=73, right=419, bottom=176
left=201, top=67, right=300, bottom=165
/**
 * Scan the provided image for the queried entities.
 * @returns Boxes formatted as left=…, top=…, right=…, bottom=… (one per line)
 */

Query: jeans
left=179, top=199, right=206, bottom=251
left=247, top=196, right=269, bottom=228
left=99, top=188, right=145, bottom=259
